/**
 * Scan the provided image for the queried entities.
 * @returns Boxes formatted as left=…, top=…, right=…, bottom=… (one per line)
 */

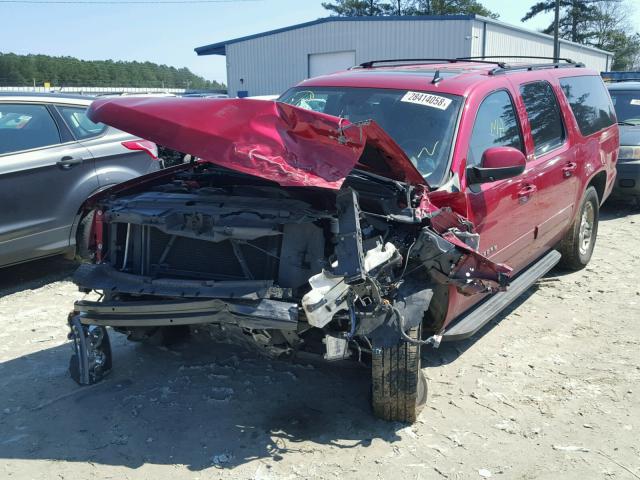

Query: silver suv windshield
left=609, top=90, right=640, bottom=125
left=278, top=87, right=462, bottom=186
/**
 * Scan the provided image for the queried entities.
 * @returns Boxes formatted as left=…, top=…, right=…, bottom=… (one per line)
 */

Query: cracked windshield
left=279, top=86, right=462, bottom=185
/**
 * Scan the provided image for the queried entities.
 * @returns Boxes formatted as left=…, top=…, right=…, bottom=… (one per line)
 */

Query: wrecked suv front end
left=67, top=96, right=509, bottom=422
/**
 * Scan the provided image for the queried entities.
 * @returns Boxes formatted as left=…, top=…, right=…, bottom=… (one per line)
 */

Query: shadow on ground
left=0, top=255, right=76, bottom=298
left=600, top=198, right=639, bottom=221
left=428, top=286, right=538, bottom=367
left=0, top=328, right=402, bottom=471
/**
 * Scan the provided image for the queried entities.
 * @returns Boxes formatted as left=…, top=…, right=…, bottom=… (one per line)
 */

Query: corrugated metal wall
left=223, top=18, right=611, bottom=97
left=558, top=42, right=610, bottom=71
left=471, top=19, right=610, bottom=71
left=226, top=19, right=473, bottom=96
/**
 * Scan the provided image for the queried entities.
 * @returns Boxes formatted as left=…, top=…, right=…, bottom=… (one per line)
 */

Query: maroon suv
left=67, top=58, right=618, bottom=423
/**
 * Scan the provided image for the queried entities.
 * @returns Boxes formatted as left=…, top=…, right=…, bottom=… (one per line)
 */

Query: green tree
left=404, top=0, right=498, bottom=17
left=322, top=0, right=498, bottom=17
left=522, top=0, right=640, bottom=70
left=0, top=52, right=225, bottom=89
left=521, top=0, right=603, bottom=43
left=322, top=0, right=385, bottom=16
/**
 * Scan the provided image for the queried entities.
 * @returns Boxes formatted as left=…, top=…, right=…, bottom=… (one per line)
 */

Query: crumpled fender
left=421, top=207, right=512, bottom=295
left=87, top=97, right=425, bottom=189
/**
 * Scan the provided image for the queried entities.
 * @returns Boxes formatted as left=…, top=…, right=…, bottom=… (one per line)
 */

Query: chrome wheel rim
left=578, top=202, right=595, bottom=256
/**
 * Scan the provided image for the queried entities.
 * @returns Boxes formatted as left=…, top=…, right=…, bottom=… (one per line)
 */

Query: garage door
left=308, top=51, right=356, bottom=78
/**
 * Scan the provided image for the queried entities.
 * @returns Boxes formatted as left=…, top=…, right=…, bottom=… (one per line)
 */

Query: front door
left=447, top=88, right=540, bottom=321
left=0, top=102, right=96, bottom=266
left=465, top=89, right=539, bottom=271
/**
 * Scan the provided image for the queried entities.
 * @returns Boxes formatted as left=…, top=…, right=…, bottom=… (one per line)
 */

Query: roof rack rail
left=354, top=58, right=507, bottom=69
left=457, top=56, right=585, bottom=75
left=459, top=55, right=579, bottom=63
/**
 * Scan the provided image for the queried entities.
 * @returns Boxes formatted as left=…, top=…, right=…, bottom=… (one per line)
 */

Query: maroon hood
left=88, top=97, right=425, bottom=189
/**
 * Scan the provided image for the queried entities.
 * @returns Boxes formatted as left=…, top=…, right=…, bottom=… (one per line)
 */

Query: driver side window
left=468, top=90, right=523, bottom=167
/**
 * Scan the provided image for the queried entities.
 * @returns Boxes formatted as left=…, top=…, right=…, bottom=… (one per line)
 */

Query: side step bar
left=442, top=250, right=561, bottom=341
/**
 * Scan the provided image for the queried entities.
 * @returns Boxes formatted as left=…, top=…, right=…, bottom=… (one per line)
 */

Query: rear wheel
left=371, top=325, right=427, bottom=423
left=558, top=186, right=599, bottom=271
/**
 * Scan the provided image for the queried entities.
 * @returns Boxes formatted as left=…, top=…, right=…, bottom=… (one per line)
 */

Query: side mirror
left=467, top=146, right=526, bottom=184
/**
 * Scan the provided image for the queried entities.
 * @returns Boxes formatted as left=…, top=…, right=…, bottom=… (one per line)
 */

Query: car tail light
left=122, top=139, right=158, bottom=160
left=618, top=146, right=640, bottom=162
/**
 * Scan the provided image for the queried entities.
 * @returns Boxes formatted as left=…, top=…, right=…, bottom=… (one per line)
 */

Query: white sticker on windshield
left=630, top=99, right=640, bottom=106
left=401, top=91, right=452, bottom=110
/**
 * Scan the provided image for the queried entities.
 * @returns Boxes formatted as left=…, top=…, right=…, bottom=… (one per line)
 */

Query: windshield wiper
left=618, top=121, right=638, bottom=126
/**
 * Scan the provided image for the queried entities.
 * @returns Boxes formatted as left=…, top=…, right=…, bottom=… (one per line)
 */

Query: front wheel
left=371, top=325, right=427, bottom=423
left=558, top=186, right=599, bottom=271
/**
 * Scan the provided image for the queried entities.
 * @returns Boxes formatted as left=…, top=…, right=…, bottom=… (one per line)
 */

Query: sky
left=1, top=0, right=638, bottom=84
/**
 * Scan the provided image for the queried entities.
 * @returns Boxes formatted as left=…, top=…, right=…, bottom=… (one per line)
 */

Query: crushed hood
left=88, top=97, right=425, bottom=189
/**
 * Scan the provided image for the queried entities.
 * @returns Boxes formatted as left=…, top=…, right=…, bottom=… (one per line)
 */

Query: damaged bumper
left=74, top=263, right=281, bottom=300
left=73, top=297, right=299, bottom=330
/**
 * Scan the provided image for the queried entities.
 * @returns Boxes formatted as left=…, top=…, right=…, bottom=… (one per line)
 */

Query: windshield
left=278, top=87, right=462, bottom=186
left=609, top=90, right=640, bottom=125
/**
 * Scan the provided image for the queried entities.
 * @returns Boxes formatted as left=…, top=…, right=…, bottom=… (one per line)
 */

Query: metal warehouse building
left=195, top=15, right=613, bottom=98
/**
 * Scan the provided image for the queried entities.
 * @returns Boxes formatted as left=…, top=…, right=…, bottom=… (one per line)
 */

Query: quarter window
left=0, top=104, right=61, bottom=155
left=56, top=105, right=107, bottom=139
left=560, top=75, right=616, bottom=136
left=520, top=81, right=565, bottom=156
left=468, top=90, right=523, bottom=167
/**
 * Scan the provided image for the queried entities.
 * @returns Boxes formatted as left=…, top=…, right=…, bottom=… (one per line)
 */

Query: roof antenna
left=431, top=69, right=442, bottom=84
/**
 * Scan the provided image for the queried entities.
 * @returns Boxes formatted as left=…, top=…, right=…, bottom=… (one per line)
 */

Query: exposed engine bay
left=69, top=161, right=510, bottom=384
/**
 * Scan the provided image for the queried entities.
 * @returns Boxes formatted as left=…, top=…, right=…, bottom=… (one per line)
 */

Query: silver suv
left=0, top=93, right=160, bottom=267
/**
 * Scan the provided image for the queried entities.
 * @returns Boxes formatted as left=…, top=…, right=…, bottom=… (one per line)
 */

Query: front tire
left=75, top=211, right=95, bottom=262
left=558, top=186, right=599, bottom=271
left=371, top=325, right=427, bottom=423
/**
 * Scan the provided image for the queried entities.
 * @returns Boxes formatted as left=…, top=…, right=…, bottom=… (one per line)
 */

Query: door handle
left=562, top=161, right=578, bottom=178
left=57, top=156, right=83, bottom=169
left=518, top=184, right=537, bottom=203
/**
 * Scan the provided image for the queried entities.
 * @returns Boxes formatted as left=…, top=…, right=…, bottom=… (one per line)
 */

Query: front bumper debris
left=68, top=314, right=112, bottom=385
left=73, top=297, right=299, bottom=330
left=73, top=263, right=283, bottom=300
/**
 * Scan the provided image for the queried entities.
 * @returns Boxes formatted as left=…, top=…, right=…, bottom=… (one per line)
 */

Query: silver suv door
left=0, top=102, right=97, bottom=267
left=54, top=104, right=159, bottom=187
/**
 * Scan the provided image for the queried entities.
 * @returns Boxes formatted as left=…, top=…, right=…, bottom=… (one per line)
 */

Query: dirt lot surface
left=1, top=203, right=639, bottom=480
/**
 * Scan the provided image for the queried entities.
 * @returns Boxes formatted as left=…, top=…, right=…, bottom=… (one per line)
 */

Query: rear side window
left=520, top=81, right=565, bottom=156
left=467, top=90, right=523, bottom=167
left=56, top=105, right=107, bottom=139
left=0, top=103, right=61, bottom=155
left=560, top=76, right=616, bottom=136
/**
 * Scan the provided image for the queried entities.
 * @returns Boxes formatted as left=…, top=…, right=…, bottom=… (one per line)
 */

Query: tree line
left=322, top=0, right=498, bottom=17
left=322, top=0, right=640, bottom=70
left=0, top=52, right=225, bottom=90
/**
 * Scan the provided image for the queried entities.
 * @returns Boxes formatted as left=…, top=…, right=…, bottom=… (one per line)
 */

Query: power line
left=0, top=0, right=260, bottom=4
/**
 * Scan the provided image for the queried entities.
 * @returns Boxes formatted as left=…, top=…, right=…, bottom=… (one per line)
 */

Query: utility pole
left=553, top=0, right=560, bottom=61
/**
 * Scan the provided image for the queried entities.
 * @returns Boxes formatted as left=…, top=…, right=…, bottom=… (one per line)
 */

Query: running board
left=442, top=250, right=561, bottom=341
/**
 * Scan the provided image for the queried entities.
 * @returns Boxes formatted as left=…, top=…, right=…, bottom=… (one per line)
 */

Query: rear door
left=54, top=104, right=159, bottom=188
left=0, top=102, right=96, bottom=266
left=513, top=77, right=578, bottom=252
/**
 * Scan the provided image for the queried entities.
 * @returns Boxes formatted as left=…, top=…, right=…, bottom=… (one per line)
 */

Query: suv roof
left=298, top=59, right=590, bottom=96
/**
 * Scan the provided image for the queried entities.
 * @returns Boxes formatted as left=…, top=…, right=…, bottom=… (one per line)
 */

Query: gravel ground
left=1, top=202, right=639, bottom=480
